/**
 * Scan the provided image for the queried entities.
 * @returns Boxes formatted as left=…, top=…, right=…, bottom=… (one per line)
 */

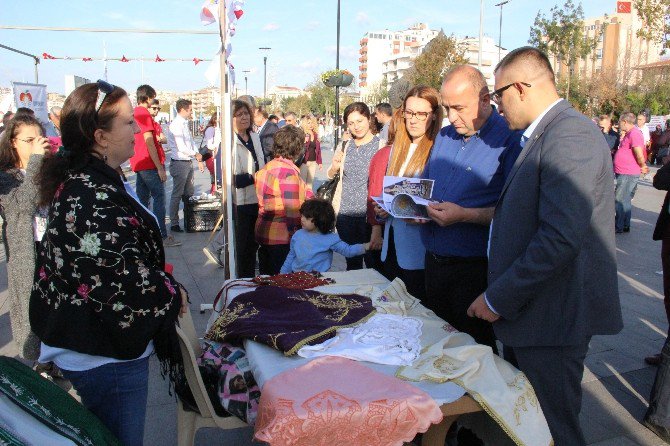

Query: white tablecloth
left=205, top=269, right=466, bottom=406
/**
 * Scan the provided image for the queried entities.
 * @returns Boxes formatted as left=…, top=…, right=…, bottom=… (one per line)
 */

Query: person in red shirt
left=129, top=85, right=180, bottom=247
left=149, top=99, right=167, bottom=145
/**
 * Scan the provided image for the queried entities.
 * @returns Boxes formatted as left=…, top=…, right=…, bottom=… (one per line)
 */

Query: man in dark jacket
left=254, top=107, right=279, bottom=162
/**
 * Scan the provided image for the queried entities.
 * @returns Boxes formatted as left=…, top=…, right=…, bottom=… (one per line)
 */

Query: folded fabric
left=297, top=314, right=422, bottom=366
left=370, top=278, right=429, bottom=317
left=0, top=356, right=121, bottom=446
left=254, top=356, right=443, bottom=446
left=197, top=340, right=261, bottom=424
left=396, top=333, right=552, bottom=446
left=205, top=286, right=375, bottom=355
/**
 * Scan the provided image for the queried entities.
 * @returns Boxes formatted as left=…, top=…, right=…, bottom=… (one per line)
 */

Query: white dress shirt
left=167, top=115, right=196, bottom=160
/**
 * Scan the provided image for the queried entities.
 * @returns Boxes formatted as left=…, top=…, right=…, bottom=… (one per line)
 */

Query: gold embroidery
left=287, top=292, right=365, bottom=322
left=205, top=302, right=259, bottom=341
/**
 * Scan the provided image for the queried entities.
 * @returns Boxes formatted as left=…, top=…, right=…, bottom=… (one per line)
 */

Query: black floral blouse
left=30, top=157, right=183, bottom=361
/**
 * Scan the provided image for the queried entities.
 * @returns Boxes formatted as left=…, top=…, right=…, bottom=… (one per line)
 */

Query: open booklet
left=371, top=176, right=437, bottom=220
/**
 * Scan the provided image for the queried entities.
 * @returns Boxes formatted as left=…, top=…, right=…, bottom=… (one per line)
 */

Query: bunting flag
left=41, top=53, right=210, bottom=64
left=200, top=0, right=219, bottom=25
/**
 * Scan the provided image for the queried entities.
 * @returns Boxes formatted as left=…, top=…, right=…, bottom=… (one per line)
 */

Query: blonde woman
left=299, top=115, right=322, bottom=190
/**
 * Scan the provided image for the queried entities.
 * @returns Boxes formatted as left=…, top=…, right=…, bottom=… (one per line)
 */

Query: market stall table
left=206, top=269, right=483, bottom=446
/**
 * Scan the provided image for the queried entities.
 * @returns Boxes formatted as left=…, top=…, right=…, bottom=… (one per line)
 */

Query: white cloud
left=104, top=12, right=125, bottom=20
left=298, top=59, right=322, bottom=70
left=263, top=23, right=280, bottom=32
left=356, top=11, right=369, bottom=25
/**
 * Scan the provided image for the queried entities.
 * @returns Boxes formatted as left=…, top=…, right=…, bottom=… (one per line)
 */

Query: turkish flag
left=42, top=52, right=57, bottom=60
left=617, top=1, right=631, bottom=13
left=120, top=55, right=129, bottom=62
left=155, top=54, right=165, bottom=62
left=82, top=57, right=93, bottom=62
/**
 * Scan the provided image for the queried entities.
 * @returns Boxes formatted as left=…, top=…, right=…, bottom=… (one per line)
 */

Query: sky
left=0, top=0, right=622, bottom=96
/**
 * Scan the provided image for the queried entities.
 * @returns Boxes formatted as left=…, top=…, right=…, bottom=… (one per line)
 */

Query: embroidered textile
left=205, top=286, right=375, bottom=355
left=0, top=356, right=121, bottom=446
left=369, top=278, right=427, bottom=316
left=396, top=333, right=552, bottom=446
left=298, top=314, right=423, bottom=366
left=197, top=340, right=260, bottom=424
left=252, top=271, right=334, bottom=289
left=254, top=356, right=442, bottom=446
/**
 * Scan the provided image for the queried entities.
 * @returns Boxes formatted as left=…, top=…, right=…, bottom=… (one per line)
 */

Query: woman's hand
left=374, top=204, right=389, bottom=220
left=369, top=225, right=383, bottom=250
left=198, top=161, right=205, bottom=173
left=179, top=286, right=189, bottom=317
left=331, top=150, right=343, bottom=171
left=31, top=135, right=50, bottom=155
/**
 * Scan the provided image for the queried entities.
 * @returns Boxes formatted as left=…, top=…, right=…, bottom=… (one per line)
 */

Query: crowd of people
left=2, top=44, right=670, bottom=445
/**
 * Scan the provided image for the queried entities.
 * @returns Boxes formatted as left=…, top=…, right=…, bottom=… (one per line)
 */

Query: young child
left=280, top=198, right=370, bottom=273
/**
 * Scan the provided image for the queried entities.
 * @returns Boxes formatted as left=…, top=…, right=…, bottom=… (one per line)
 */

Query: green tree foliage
left=280, top=95, right=312, bottom=117
left=405, top=32, right=468, bottom=90
left=635, top=0, right=670, bottom=54
left=305, top=78, right=336, bottom=116
left=362, top=79, right=389, bottom=106
left=529, top=0, right=601, bottom=100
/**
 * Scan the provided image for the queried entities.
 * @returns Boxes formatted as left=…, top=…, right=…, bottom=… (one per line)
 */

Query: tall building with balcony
left=359, top=23, right=439, bottom=98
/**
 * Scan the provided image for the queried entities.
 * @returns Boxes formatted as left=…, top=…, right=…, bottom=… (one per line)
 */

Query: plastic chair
left=175, top=310, right=248, bottom=446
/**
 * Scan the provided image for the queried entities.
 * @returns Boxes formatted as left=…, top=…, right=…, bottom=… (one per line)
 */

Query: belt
left=170, top=159, right=192, bottom=162
left=428, top=252, right=487, bottom=265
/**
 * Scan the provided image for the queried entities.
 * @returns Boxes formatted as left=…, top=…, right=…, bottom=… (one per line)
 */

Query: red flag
left=42, top=52, right=57, bottom=59
left=120, top=55, right=130, bottom=62
left=234, top=9, right=243, bottom=19
left=617, top=1, right=631, bottom=13
left=193, top=58, right=201, bottom=65
left=155, top=54, right=165, bottom=62
left=82, top=57, right=93, bottom=62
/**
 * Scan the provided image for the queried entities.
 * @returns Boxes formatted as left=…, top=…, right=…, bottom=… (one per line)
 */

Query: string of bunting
left=42, top=52, right=209, bottom=65
left=199, top=0, right=246, bottom=86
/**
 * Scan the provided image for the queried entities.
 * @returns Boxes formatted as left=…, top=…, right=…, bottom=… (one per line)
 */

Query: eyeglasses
left=403, top=110, right=432, bottom=121
left=150, top=106, right=160, bottom=110
left=94, top=79, right=116, bottom=114
left=491, top=82, right=531, bottom=104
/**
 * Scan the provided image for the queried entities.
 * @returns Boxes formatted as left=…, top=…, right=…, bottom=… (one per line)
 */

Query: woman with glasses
left=232, top=99, right=265, bottom=277
left=367, top=86, right=443, bottom=299
left=326, top=102, right=383, bottom=270
left=0, top=115, right=50, bottom=362
left=30, top=81, right=188, bottom=445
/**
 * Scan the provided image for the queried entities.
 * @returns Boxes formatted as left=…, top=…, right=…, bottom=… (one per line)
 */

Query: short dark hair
left=300, top=198, right=336, bottom=234
left=176, top=98, right=192, bottom=112
left=343, top=102, right=371, bottom=124
left=136, top=84, right=156, bottom=104
left=375, top=103, right=392, bottom=117
left=256, top=106, right=269, bottom=119
left=495, top=46, right=555, bottom=83
left=272, top=125, right=304, bottom=159
left=15, top=107, right=35, bottom=118
left=151, top=98, right=160, bottom=106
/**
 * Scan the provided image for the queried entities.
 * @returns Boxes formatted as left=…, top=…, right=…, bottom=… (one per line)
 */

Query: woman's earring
left=103, top=154, right=108, bottom=162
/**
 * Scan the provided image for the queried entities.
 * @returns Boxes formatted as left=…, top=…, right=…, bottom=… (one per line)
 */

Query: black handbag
left=316, top=171, right=340, bottom=202
left=198, top=127, right=213, bottom=161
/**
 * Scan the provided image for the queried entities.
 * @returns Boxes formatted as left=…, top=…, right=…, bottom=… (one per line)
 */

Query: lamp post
left=259, top=47, right=271, bottom=101
left=243, top=69, right=251, bottom=96
left=495, top=1, right=510, bottom=63
left=334, top=0, right=341, bottom=148
left=478, top=0, right=484, bottom=70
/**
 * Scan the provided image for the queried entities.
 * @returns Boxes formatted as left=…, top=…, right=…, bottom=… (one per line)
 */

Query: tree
left=405, top=32, right=468, bottom=90
left=281, top=95, right=312, bottom=117
left=634, top=0, right=670, bottom=60
left=362, top=79, right=389, bottom=106
left=305, top=78, right=336, bottom=116
left=529, top=0, right=601, bottom=100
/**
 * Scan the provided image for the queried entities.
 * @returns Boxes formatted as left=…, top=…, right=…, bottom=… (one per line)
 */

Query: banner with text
left=12, top=82, right=49, bottom=126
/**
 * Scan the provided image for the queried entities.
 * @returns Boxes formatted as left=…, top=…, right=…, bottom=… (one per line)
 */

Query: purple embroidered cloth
left=205, top=286, right=375, bottom=355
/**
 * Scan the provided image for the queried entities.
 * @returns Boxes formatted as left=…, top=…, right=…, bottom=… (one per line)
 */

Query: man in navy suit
left=468, top=47, right=623, bottom=445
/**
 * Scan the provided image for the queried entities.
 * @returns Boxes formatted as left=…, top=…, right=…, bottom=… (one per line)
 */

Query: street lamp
left=335, top=0, right=342, bottom=148
left=259, top=47, right=271, bottom=101
left=495, top=1, right=510, bottom=63
left=243, top=69, right=251, bottom=96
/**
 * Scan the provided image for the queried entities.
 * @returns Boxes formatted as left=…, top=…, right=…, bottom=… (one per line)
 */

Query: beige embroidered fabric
left=397, top=333, right=553, bottom=446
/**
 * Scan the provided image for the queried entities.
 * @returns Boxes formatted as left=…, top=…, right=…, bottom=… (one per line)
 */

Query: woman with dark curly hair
left=30, top=80, right=188, bottom=445
left=0, top=114, right=50, bottom=361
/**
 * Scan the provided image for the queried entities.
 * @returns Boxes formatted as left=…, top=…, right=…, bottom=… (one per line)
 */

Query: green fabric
left=0, top=356, right=122, bottom=446
left=0, top=426, right=26, bottom=446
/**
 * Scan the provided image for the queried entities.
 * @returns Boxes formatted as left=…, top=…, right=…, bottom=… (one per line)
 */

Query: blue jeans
left=615, top=174, right=639, bottom=232
left=61, top=356, right=150, bottom=446
left=135, top=169, right=167, bottom=238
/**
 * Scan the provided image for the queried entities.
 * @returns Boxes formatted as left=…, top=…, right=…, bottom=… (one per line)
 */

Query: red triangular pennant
left=42, top=52, right=57, bottom=60
left=193, top=58, right=201, bottom=65
left=120, top=55, right=129, bottom=62
left=234, top=9, right=244, bottom=19
left=82, top=57, right=93, bottom=62
left=155, top=54, right=165, bottom=62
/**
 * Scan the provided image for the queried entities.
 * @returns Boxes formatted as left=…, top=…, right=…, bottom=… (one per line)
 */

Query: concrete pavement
left=0, top=148, right=669, bottom=445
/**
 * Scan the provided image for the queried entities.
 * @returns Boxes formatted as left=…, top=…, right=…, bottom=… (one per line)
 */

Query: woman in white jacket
left=232, top=100, right=265, bottom=277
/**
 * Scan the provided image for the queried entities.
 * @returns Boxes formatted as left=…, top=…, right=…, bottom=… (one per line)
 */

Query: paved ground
left=1, top=144, right=669, bottom=445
